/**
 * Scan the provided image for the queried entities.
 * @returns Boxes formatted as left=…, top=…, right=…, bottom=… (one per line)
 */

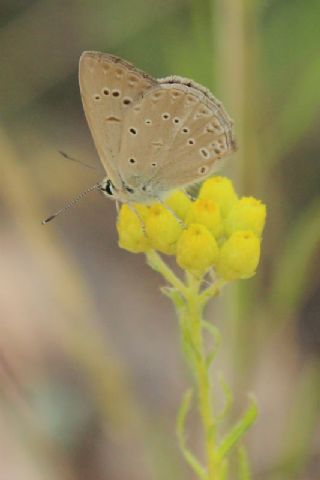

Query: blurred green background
left=1, top=0, right=320, bottom=479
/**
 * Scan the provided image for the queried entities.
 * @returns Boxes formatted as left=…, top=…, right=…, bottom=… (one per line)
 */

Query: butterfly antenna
left=58, top=150, right=97, bottom=170
left=42, top=183, right=101, bottom=224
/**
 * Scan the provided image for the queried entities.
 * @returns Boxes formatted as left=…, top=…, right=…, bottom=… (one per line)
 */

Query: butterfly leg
left=159, top=200, right=186, bottom=228
left=127, top=203, right=147, bottom=235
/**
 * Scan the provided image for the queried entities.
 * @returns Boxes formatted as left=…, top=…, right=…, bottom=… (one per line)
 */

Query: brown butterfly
left=79, top=51, right=236, bottom=204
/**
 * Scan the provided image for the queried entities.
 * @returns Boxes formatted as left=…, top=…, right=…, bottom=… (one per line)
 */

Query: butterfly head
left=99, top=176, right=140, bottom=203
left=99, top=177, right=116, bottom=198
left=99, top=176, right=162, bottom=204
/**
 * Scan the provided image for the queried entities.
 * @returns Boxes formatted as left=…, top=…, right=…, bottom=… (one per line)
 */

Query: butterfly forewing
left=79, top=51, right=157, bottom=188
left=117, top=80, right=236, bottom=196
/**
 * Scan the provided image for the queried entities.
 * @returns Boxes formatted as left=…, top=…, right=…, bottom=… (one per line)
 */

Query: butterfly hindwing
left=117, top=80, right=236, bottom=196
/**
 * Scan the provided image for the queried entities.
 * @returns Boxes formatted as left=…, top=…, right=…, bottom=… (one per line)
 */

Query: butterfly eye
left=101, top=179, right=114, bottom=196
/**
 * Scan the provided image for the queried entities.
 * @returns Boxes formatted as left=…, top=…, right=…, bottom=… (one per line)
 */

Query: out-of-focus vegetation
left=0, top=1, right=319, bottom=479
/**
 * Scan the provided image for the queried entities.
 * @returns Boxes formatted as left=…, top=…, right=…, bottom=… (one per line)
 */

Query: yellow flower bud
left=176, top=224, right=219, bottom=276
left=165, top=190, right=192, bottom=220
left=145, top=203, right=183, bottom=255
left=186, top=199, right=223, bottom=238
left=224, top=196, right=266, bottom=237
left=216, top=231, right=261, bottom=281
left=117, top=204, right=150, bottom=253
left=199, top=176, right=238, bottom=217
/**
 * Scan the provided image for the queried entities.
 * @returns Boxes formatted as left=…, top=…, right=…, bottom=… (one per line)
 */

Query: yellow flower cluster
left=117, top=177, right=266, bottom=280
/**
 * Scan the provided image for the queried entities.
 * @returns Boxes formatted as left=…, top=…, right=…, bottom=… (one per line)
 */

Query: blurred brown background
left=1, top=1, right=320, bottom=479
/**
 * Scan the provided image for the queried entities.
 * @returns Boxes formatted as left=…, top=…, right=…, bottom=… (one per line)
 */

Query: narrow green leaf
left=203, top=320, right=221, bottom=343
left=161, top=286, right=185, bottom=311
left=220, top=459, right=229, bottom=480
left=176, top=389, right=193, bottom=446
left=203, top=320, right=221, bottom=367
left=180, top=320, right=202, bottom=369
left=176, top=389, right=207, bottom=480
left=238, top=446, right=251, bottom=480
left=217, top=398, right=258, bottom=459
left=216, top=374, right=233, bottom=422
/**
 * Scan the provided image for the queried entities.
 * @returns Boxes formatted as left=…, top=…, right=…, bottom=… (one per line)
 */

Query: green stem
left=182, top=274, right=220, bottom=480
left=144, top=253, right=257, bottom=479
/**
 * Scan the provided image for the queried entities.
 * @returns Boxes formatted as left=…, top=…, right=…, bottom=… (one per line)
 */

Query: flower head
left=199, top=176, right=238, bottom=217
left=117, top=204, right=150, bottom=253
left=145, top=203, right=183, bottom=255
left=176, top=224, right=219, bottom=277
left=186, top=198, right=223, bottom=238
left=165, top=190, right=192, bottom=220
left=116, top=176, right=266, bottom=283
left=216, top=231, right=261, bottom=281
left=225, top=196, right=266, bottom=237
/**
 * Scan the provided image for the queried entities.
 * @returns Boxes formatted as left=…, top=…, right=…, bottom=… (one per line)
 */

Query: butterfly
left=79, top=51, right=236, bottom=205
